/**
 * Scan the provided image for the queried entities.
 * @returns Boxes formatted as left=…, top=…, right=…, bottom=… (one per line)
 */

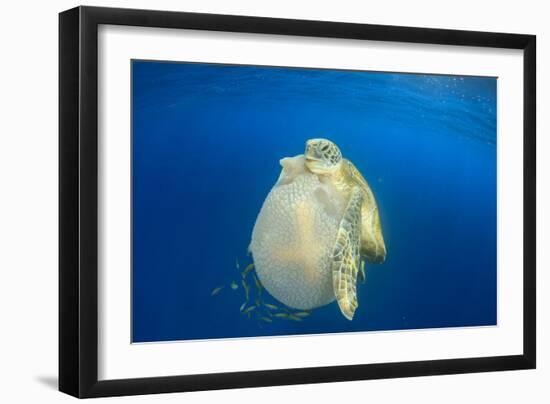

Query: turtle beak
left=305, top=141, right=322, bottom=161
left=305, top=156, right=321, bottom=163
left=304, top=152, right=324, bottom=174
left=305, top=149, right=324, bottom=163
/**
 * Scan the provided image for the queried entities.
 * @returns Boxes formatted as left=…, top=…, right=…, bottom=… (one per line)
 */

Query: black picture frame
left=59, top=5, right=536, bottom=398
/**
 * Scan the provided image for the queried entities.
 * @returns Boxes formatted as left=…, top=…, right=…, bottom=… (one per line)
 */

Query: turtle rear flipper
left=331, top=187, right=363, bottom=320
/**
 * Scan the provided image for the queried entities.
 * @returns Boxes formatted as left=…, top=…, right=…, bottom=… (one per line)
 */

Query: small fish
left=358, top=260, right=366, bottom=284
left=260, top=317, right=273, bottom=323
left=235, top=259, right=240, bottom=270
left=288, top=315, right=303, bottom=322
left=293, top=311, right=310, bottom=317
left=230, top=281, right=238, bottom=290
left=264, top=303, right=279, bottom=310
left=239, top=302, right=247, bottom=312
left=252, top=274, right=263, bottom=290
left=274, top=313, right=289, bottom=318
left=241, top=263, right=254, bottom=278
left=210, top=286, right=224, bottom=296
left=241, top=279, right=250, bottom=301
left=243, top=305, right=256, bottom=314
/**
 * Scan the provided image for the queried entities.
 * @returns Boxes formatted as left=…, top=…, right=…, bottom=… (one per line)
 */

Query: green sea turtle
left=249, top=138, right=386, bottom=320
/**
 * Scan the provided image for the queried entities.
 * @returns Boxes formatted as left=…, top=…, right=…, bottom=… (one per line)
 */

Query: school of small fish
left=209, top=257, right=312, bottom=324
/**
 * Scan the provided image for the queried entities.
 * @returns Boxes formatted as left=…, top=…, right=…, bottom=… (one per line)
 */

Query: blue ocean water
left=131, top=60, right=497, bottom=343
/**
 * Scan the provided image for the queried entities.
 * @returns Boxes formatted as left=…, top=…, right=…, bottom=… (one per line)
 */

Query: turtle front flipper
left=331, top=187, right=363, bottom=320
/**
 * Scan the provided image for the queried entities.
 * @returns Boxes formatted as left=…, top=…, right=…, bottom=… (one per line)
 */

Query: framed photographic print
left=59, top=6, right=536, bottom=398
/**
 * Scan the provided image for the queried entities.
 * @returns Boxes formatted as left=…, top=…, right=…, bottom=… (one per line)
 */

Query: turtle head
left=304, top=138, right=342, bottom=175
